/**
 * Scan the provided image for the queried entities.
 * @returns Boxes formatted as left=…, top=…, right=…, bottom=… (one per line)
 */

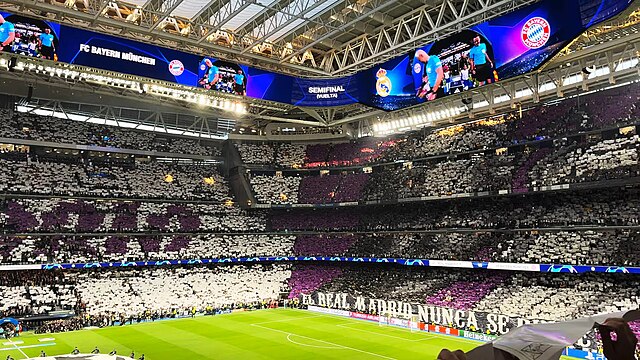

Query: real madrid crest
left=376, top=68, right=391, bottom=97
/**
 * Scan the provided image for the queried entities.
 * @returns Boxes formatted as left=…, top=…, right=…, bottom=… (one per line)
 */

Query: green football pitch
left=0, top=308, right=576, bottom=359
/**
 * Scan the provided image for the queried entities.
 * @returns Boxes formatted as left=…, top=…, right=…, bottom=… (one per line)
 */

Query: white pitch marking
left=299, top=311, right=487, bottom=346
left=286, top=334, right=342, bottom=349
left=3, top=341, right=23, bottom=345
left=336, top=323, right=437, bottom=342
left=252, top=323, right=397, bottom=360
left=5, top=338, right=28, bottom=359
left=0, top=343, right=57, bottom=352
left=251, top=314, right=323, bottom=325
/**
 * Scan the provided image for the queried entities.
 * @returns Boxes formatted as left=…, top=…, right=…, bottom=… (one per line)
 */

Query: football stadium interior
left=0, top=0, right=639, bottom=359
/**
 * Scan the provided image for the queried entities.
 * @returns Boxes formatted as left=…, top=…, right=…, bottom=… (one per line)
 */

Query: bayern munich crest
left=521, top=17, right=550, bottom=49
left=168, top=59, right=185, bottom=76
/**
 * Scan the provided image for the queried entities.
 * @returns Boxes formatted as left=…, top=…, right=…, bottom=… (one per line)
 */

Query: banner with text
left=301, top=291, right=604, bottom=353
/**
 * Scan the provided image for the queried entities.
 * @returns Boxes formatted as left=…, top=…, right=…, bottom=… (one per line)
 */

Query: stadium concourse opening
left=0, top=0, right=639, bottom=359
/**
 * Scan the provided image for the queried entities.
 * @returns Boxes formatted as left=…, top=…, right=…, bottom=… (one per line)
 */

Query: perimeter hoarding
left=0, top=0, right=632, bottom=110
left=6, top=256, right=638, bottom=275
left=302, top=291, right=609, bottom=355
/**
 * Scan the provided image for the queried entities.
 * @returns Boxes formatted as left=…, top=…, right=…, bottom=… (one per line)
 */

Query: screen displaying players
left=1, top=0, right=632, bottom=111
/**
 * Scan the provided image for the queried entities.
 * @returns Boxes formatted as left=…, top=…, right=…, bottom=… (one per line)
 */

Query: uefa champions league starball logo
left=605, top=266, right=629, bottom=273
left=169, top=60, right=185, bottom=76
left=521, top=17, right=551, bottom=49
left=547, top=264, right=578, bottom=273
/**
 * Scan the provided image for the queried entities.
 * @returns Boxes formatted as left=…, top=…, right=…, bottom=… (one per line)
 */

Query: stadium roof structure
left=2, top=0, right=539, bottom=77
left=0, top=0, right=639, bottom=139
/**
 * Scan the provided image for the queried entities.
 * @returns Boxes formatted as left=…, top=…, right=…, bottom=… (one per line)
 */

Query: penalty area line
left=251, top=323, right=397, bottom=360
left=0, top=343, right=57, bottom=352
left=300, top=311, right=490, bottom=346
left=5, top=338, right=29, bottom=359
left=250, top=314, right=324, bottom=325
left=286, top=334, right=341, bottom=349
left=336, top=323, right=437, bottom=342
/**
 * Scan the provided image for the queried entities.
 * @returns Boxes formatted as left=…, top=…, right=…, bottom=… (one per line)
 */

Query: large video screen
left=0, top=0, right=632, bottom=111
left=196, top=57, right=293, bottom=104
left=359, top=0, right=586, bottom=110
left=0, top=14, right=61, bottom=60
left=0, top=12, right=199, bottom=86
